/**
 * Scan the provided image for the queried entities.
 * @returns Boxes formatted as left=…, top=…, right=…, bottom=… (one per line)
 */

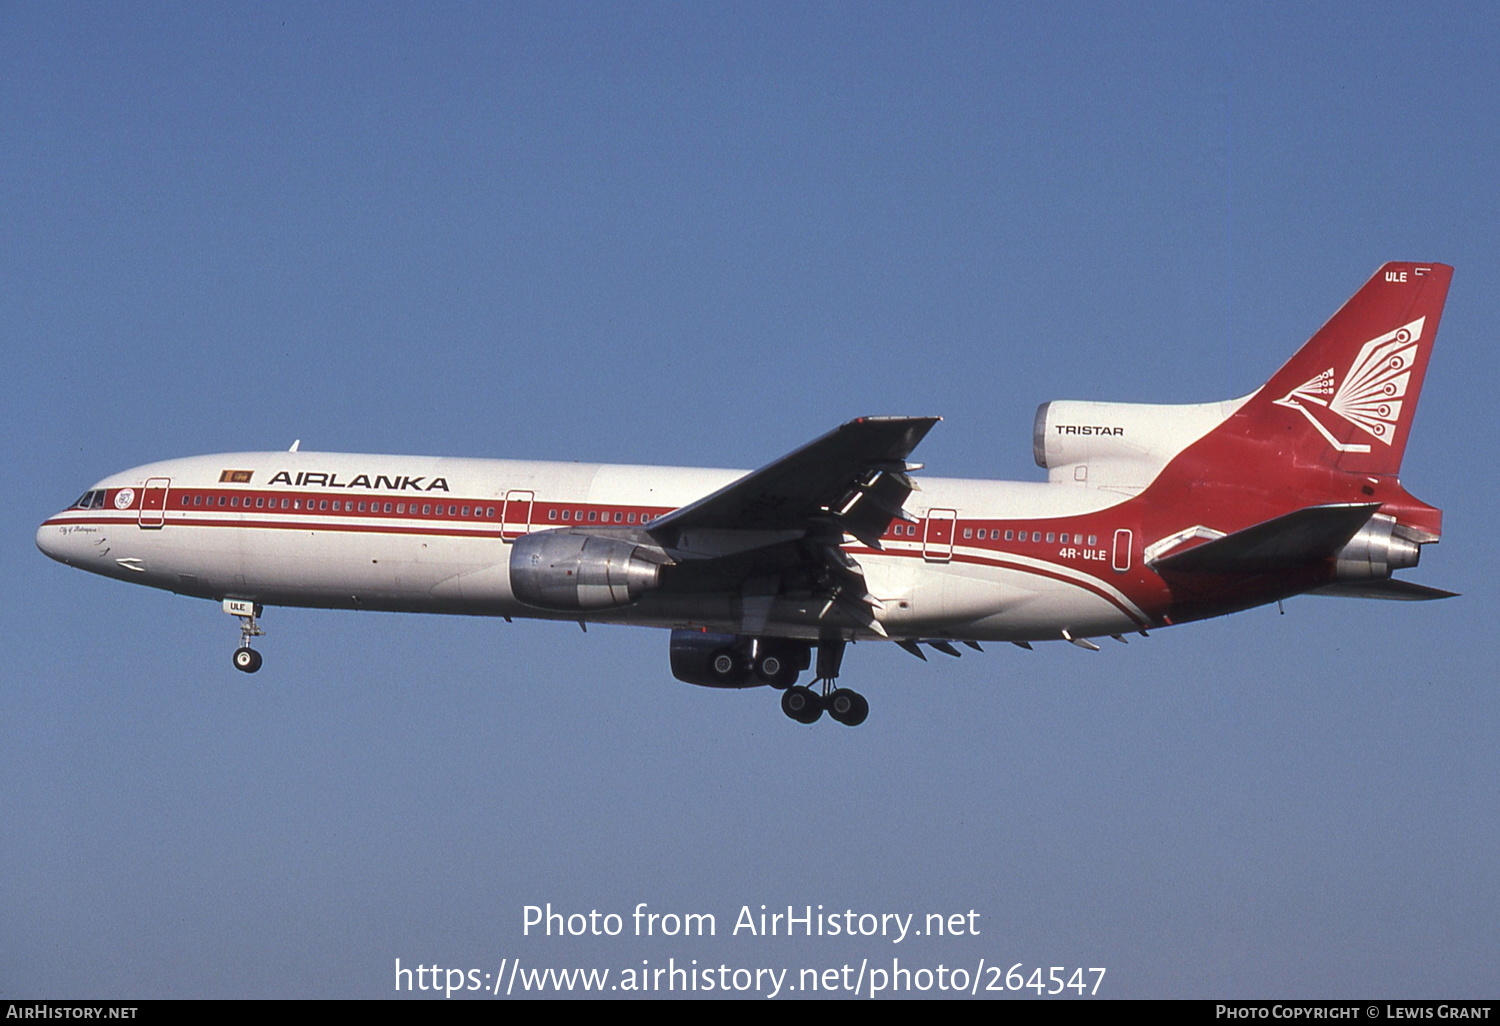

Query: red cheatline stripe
left=847, top=544, right=1150, bottom=627
left=46, top=513, right=1152, bottom=626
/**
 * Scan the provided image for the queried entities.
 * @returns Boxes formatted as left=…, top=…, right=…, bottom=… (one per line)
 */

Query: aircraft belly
left=159, top=526, right=495, bottom=613
left=957, top=577, right=1137, bottom=641
left=866, top=554, right=1139, bottom=642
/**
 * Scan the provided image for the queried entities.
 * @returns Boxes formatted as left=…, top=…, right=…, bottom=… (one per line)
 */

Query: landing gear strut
left=779, top=637, right=869, bottom=727
left=224, top=598, right=264, bottom=673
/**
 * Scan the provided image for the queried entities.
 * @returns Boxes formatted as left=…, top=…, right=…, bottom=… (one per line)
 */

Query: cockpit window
left=73, top=490, right=105, bottom=509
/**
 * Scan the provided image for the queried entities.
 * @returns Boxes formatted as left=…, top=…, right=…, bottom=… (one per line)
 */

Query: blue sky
left=4, top=2, right=1497, bottom=999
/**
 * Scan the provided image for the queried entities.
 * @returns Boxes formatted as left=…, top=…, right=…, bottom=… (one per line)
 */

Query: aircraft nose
left=36, top=519, right=78, bottom=566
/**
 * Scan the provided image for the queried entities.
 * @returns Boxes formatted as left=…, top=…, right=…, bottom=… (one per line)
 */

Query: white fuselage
left=38, top=450, right=1151, bottom=643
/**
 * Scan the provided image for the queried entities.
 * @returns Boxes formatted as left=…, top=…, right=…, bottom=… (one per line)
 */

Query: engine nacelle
left=1033, top=397, right=1244, bottom=490
left=1333, top=515, right=1422, bottom=581
left=669, top=631, right=811, bottom=689
left=509, top=531, right=665, bottom=610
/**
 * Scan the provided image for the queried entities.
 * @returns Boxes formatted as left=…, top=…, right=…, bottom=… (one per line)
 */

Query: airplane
left=37, top=262, right=1455, bottom=726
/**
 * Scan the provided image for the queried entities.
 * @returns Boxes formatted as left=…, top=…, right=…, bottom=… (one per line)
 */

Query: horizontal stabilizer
left=1152, top=503, right=1380, bottom=574
left=1310, top=579, right=1458, bottom=601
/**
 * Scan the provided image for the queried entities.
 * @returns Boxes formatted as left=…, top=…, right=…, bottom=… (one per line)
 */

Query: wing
left=647, top=416, right=939, bottom=549
left=646, top=416, right=940, bottom=636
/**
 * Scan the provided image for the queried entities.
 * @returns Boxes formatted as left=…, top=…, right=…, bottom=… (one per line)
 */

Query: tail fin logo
left=1273, top=317, right=1425, bottom=453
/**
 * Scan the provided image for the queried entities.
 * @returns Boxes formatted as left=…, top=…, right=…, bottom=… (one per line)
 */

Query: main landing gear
left=780, top=638, right=869, bottom=727
left=224, top=598, right=264, bottom=674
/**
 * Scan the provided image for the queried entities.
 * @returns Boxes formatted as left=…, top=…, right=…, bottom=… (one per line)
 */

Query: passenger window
left=1004, top=530, right=1013, bottom=541
left=1031, top=531, right=1041, bottom=542
left=549, top=510, right=558, bottom=521
left=1088, top=534, right=1098, bottom=546
left=627, top=513, right=636, bottom=523
left=562, top=510, right=571, bottom=521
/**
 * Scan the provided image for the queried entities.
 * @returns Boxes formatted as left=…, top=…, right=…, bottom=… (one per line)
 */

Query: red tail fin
left=1238, top=262, right=1452, bottom=476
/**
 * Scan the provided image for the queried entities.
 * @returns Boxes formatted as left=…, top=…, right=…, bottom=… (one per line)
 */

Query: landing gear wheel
left=756, top=652, right=798, bottom=689
left=780, top=685, right=823, bottom=724
left=827, top=688, right=868, bottom=727
left=226, top=601, right=266, bottom=674
left=709, top=649, right=750, bottom=686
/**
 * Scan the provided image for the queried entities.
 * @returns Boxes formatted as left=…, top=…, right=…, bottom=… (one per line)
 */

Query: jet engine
left=509, top=531, right=667, bottom=610
left=1332, top=514, right=1422, bottom=581
left=669, top=630, right=810, bottom=689
left=1032, top=397, right=1243, bottom=490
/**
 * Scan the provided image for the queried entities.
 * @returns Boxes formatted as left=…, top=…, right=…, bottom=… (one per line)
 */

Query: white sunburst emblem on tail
left=1273, top=317, right=1425, bottom=453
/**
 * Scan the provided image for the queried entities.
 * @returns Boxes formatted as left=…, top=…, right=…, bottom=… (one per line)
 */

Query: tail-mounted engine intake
left=509, top=530, right=667, bottom=610
left=1032, top=397, right=1242, bottom=490
left=1333, top=514, right=1423, bottom=581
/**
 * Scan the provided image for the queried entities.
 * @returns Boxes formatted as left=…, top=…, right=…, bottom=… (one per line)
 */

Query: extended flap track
left=827, top=460, right=924, bottom=552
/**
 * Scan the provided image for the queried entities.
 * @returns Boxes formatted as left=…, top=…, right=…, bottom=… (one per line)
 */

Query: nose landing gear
left=224, top=598, right=264, bottom=674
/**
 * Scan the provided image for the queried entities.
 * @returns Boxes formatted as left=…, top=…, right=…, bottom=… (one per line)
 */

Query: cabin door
left=138, top=477, right=170, bottom=529
left=501, top=490, right=534, bottom=541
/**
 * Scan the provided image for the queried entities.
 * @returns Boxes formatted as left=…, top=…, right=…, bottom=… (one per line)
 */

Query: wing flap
left=641, top=417, right=939, bottom=637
